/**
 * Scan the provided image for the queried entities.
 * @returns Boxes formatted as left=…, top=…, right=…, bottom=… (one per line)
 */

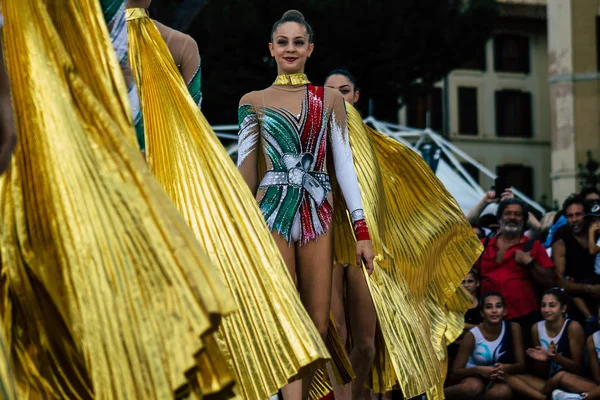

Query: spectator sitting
left=463, top=268, right=482, bottom=332
left=477, top=198, right=556, bottom=349
left=552, top=309, right=600, bottom=399
left=540, top=211, right=559, bottom=245
left=581, top=186, right=600, bottom=208
left=478, top=214, right=500, bottom=236
left=589, top=204, right=600, bottom=279
left=444, top=292, right=523, bottom=400
left=448, top=269, right=483, bottom=367
left=506, top=288, right=593, bottom=399
left=552, top=195, right=598, bottom=332
left=471, top=223, right=486, bottom=240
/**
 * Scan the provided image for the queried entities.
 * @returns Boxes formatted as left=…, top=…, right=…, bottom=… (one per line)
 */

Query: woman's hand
left=490, top=363, right=505, bottom=381
left=526, top=346, right=549, bottom=362
left=356, top=240, right=375, bottom=275
left=547, top=341, right=557, bottom=358
left=476, top=366, right=494, bottom=379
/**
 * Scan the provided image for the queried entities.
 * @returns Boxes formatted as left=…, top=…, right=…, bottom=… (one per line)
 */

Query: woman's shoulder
left=566, top=319, right=583, bottom=334
left=508, top=321, right=522, bottom=334
left=239, top=90, right=262, bottom=107
left=323, top=86, right=343, bottom=102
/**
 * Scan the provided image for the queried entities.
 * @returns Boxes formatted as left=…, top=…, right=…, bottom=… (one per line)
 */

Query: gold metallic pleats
left=126, top=8, right=330, bottom=400
left=332, top=104, right=482, bottom=398
left=0, top=320, right=16, bottom=400
left=0, top=0, right=237, bottom=398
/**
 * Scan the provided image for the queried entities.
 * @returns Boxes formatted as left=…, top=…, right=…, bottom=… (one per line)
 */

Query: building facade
left=400, top=0, right=553, bottom=207
left=546, top=0, right=600, bottom=203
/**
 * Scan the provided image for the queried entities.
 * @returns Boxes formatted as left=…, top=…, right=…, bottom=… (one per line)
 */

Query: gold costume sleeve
left=126, top=8, right=331, bottom=400
left=0, top=0, right=237, bottom=398
left=332, top=104, right=482, bottom=398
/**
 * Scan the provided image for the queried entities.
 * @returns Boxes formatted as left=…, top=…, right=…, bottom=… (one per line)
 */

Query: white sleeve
left=329, top=92, right=365, bottom=223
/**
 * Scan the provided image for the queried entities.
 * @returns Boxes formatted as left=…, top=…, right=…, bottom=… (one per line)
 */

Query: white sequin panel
left=237, top=111, right=259, bottom=167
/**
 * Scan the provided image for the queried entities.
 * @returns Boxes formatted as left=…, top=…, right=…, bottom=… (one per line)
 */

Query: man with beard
left=553, top=195, right=599, bottom=327
left=478, top=198, right=555, bottom=348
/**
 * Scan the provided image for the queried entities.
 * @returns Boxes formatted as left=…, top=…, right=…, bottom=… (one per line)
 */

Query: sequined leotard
left=237, top=74, right=368, bottom=244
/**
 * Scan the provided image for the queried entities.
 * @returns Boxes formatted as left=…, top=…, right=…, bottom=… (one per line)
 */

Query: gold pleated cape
left=0, top=320, right=16, bottom=400
left=332, top=104, right=481, bottom=398
left=0, top=0, right=238, bottom=398
left=126, top=8, right=330, bottom=400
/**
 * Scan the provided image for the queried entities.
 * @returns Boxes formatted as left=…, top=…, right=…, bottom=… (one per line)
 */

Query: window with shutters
left=458, top=87, right=478, bottom=135
left=497, top=164, right=534, bottom=198
left=461, top=45, right=486, bottom=71
left=406, top=88, right=443, bottom=133
left=494, top=34, right=530, bottom=74
left=495, top=90, right=533, bottom=138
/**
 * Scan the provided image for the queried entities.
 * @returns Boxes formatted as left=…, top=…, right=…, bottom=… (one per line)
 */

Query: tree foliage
left=179, top=0, right=500, bottom=123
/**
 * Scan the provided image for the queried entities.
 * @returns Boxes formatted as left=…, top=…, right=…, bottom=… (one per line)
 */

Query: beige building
left=546, top=0, right=600, bottom=203
left=399, top=0, right=600, bottom=208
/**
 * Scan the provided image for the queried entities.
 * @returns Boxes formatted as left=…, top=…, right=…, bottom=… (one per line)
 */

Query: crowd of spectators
left=445, top=186, right=600, bottom=400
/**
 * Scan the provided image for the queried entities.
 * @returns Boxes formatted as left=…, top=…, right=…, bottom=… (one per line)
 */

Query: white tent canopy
left=212, top=116, right=545, bottom=216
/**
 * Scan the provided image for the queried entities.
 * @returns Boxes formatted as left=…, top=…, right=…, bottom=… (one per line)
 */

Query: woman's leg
left=329, top=264, right=351, bottom=400
left=557, top=372, right=597, bottom=394
left=444, top=377, right=485, bottom=399
left=274, top=233, right=303, bottom=400
left=295, top=228, right=334, bottom=399
left=504, top=374, right=546, bottom=400
left=584, top=385, right=600, bottom=399
left=484, top=383, right=513, bottom=400
left=540, top=371, right=570, bottom=395
left=345, top=265, right=377, bottom=400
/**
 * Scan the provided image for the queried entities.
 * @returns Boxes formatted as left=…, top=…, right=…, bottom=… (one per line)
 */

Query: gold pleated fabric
left=331, top=104, right=482, bottom=398
left=0, top=0, right=238, bottom=398
left=126, top=8, right=330, bottom=400
left=0, top=320, right=16, bottom=400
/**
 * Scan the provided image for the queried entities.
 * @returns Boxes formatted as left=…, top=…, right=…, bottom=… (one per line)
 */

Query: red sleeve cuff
left=353, top=219, right=370, bottom=241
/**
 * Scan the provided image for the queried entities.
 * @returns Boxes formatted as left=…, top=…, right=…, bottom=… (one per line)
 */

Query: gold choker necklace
left=273, top=73, right=310, bottom=86
left=125, top=8, right=149, bottom=21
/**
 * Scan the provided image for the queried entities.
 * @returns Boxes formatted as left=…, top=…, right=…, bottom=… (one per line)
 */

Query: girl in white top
left=445, top=292, right=524, bottom=400
left=550, top=308, right=600, bottom=399
left=506, top=288, right=594, bottom=399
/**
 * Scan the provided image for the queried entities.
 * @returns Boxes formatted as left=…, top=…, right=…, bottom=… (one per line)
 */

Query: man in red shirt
left=478, top=198, right=555, bottom=348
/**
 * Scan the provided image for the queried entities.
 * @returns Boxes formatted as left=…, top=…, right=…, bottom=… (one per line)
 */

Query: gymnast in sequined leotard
left=237, top=9, right=375, bottom=400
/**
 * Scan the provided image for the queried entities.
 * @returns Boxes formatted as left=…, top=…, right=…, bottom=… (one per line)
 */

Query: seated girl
left=552, top=304, right=600, bottom=399
left=506, top=288, right=595, bottom=399
left=463, top=268, right=482, bottom=332
left=444, top=292, right=524, bottom=400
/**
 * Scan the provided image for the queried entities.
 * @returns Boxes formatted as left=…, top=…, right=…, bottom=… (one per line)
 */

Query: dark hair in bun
left=326, top=68, right=359, bottom=91
left=283, top=10, right=304, bottom=19
left=271, top=9, right=314, bottom=42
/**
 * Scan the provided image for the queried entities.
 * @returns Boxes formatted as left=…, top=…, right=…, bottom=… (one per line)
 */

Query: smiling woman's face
left=269, top=22, right=314, bottom=75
